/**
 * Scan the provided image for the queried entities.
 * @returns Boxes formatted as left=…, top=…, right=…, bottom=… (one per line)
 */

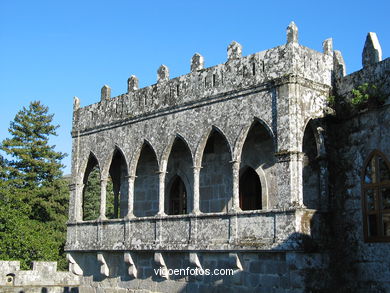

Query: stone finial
left=227, top=41, right=242, bottom=60
left=287, top=21, right=298, bottom=44
left=73, top=96, right=80, bottom=111
left=157, top=65, right=169, bottom=83
left=322, top=38, right=333, bottom=55
left=362, top=32, right=382, bottom=67
left=333, top=50, right=346, bottom=79
left=191, top=53, right=204, bottom=72
left=101, top=85, right=111, bottom=101
left=127, top=75, right=139, bottom=92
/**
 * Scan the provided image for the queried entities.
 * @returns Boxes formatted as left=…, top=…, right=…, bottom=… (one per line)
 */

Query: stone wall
left=328, top=58, right=390, bottom=291
left=0, top=261, right=81, bottom=292
left=324, top=30, right=390, bottom=291
left=327, top=105, right=390, bottom=292
left=67, top=251, right=330, bottom=293
left=61, top=24, right=390, bottom=292
left=63, top=22, right=334, bottom=292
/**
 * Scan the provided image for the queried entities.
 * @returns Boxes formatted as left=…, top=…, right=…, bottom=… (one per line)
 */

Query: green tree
left=82, top=166, right=115, bottom=220
left=82, top=166, right=101, bottom=220
left=1, top=101, right=65, bottom=188
left=0, top=101, right=69, bottom=269
left=0, top=196, right=60, bottom=269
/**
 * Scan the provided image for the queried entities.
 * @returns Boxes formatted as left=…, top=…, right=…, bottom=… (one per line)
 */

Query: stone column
left=274, top=151, right=304, bottom=209
left=231, top=160, right=241, bottom=212
left=68, top=183, right=77, bottom=222
left=295, top=152, right=304, bottom=207
left=75, top=183, right=84, bottom=221
left=99, top=179, right=108, bottom=220
left=192, top=166, right=202, bottom=214
left=157, top=171, right=166, bottom=216
left=126, top=175, right=136, bottom=218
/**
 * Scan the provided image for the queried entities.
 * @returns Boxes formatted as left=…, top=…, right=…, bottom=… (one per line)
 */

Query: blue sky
left=1, top=0, right=389, bottom=174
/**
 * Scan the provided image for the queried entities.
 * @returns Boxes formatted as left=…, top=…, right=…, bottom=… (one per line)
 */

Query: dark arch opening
left=134, top=143, right=159, bottom=217
left=106, top=149, right=128, bottom=219
left=302, top=122, right=320, bottom=209
left=200, top=129, right=232, bottom=213
left=82, top=153, right=101, bottom=221
left=240, top=120, right=275, bottom=209
left=239, top=167, right=262, bottom=210
left=168, top=175, right=187, bottom=215
left=165, top=136, right=193, bottom=214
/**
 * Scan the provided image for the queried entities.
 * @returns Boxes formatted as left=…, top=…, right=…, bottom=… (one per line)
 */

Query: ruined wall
left=0, top=261, right=81, bottom=292
left=62, top=22, right=336, bottom=293
left=328, top=105, right=390, bottom=292
left=328, top=37, right=390, bottom=291
left=2, top=22, right=388, bottom=293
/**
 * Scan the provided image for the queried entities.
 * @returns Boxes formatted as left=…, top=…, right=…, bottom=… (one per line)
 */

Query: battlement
left=0, top=261, right=81, bottom=288
left=72, top=22, right=334, bottom=135
left=336, top=57, right=390, bottom=97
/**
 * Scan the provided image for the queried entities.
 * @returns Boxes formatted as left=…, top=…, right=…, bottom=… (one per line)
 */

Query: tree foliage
left=83, top=166, right=101, bottom=221
left=82, top=166, right=115, bottom=220
left=1, top=101, right=65, bottom=188
left=0, top=101, right=69, bottom=269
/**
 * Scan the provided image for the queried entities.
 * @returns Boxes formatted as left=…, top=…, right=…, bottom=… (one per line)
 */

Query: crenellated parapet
left=0, top=261, right=81, bottom=288
left=71, top=22, right=334, bottom=135
left=335, top=32, right=389, bottom=102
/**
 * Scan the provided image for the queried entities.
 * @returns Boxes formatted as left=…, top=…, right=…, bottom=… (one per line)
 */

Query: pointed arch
left=133, top=141, right=160, bottom=217
left=82, top=152, right=101, bottom=221
left=301, top=118, right=326, bottom=158
left=199, top=127, right=233, bottom=213
left=238, top=119, right=276, bottom=210
left=362, top=150, right=390, bottom=241
left=233, top=118, right=275, bottom=162
left=194, top=126, right=232, bottom=167
left=78, top=150, right=101, bottom=184
left=106, top=147, right=129, bottom=219
left=82, top=152, right=100, bottom=183
left=302, top=120, right=320, bottom=209
left=130, top=139, right=159, bottom=176
left=161, top=134, right=194, bottom=172
left=164, top=135, right=194, bottom=214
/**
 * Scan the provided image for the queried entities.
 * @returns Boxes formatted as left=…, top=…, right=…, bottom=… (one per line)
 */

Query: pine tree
left=0, top=101, right=69, bottom=269
left=82, top=167, right=101, bottom=220
left=1, top=101, right=65, bottom=188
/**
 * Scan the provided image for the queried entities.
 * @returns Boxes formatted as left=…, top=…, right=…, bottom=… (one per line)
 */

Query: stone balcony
left=66, top=208, right=320, bottom=252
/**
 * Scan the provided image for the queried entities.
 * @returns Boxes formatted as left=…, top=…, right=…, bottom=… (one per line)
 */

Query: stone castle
left=1, top=22, right=389, bottom=292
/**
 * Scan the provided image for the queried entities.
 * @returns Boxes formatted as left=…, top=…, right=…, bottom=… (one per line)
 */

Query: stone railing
left=66, top=208, right=317, bottom=252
